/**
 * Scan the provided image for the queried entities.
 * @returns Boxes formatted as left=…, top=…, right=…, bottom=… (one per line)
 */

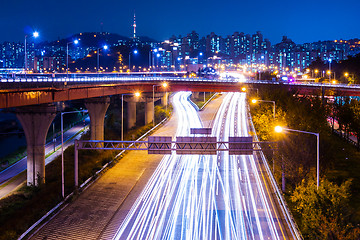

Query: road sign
left=148, top=136, right=172, bottom=154
left=176, top=136, right=217, bottom=155
left=229, top=136, right=253, bottom=155
left=190, top=128, right=212, bottom=135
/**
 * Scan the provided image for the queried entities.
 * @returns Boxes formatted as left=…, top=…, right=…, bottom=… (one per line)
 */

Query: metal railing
left=247, top=104, right=303, bottom=239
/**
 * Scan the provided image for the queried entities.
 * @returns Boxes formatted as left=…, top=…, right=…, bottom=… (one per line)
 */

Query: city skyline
left=0, top=0, right=359, bottom=44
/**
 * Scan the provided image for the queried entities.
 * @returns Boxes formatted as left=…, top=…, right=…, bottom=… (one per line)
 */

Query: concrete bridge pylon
left=85, top=97, right=110, bottom=141
left=16, top=104, right=57, bottom=186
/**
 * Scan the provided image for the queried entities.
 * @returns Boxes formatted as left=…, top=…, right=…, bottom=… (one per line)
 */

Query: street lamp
left=97, top=45, right=108, bottom=76
left=199, top=52, right=203, bottom=64
left=149, top=49, right=158, bottom=71
left=61, top=110, right=88, bottom=198
left=66, top=39, right=79, bottom=79
left=251, top=99, right=276, bottom=119
left=152, top=83, right=168, bottom=126
left=344, top=72, right=355, bottom=84
left=241, top=87, right=259, bottom=96
left=314, top=69, right=319, bottom=78
left=129, top=49, right=138, bottom=71
left=275, top=126, right=320, bottom=190
left=121, top=92, right=141, bottom=142
left=328, top=58, right=332, bottom=83
left=24, top=31, right=39, bottom=77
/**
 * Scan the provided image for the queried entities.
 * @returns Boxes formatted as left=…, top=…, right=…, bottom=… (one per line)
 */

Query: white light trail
left=113, top=92, right=292, bottom=239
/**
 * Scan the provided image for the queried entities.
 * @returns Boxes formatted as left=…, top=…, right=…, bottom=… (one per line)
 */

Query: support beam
left=145, top=97, right=154, bottom=125
left=16, top=104, right=57, bottom=186
left=192, top=91, right=200, bottom=98
left=161, top=92, right=169, bottom=107
left=85, top=97, right=110, bottom=141
left=126, top=98, right=137, bottom=129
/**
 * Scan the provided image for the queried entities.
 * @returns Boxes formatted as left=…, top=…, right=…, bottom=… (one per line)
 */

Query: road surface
left=113, top=92, right=299, bottom=239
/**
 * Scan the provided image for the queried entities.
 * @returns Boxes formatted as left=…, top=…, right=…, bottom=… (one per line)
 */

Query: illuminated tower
left=133, top=11, right=136, bottom=39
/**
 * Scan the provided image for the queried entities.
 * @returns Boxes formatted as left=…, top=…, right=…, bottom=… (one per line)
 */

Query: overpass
left=1, top=74, right=359, bottom=186
left=1, top=76, right=360, bottom=109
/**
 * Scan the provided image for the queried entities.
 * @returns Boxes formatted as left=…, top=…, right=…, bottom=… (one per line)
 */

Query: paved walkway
left=29, top=94, right=225, bottom=240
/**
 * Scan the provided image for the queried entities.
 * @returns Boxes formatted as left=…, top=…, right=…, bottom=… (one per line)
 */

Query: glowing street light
left=97, top=45, right=109, bottom=76
left=275, top=126, right=320, bottom=190
left=153, top=83, right=168, bottom=126
left=328, top=58, right=332, bottom=83
left=129, top=49, right=138, bottom=71
left=251, top=99, right=276, bottom=119
left=66, top=39, right=79, bottom=79
left=242, top=87, right=259, bottom=96
left=121, top=92, right=141, bottom=141
left=149, top=49, right=158, bottom=70
left=24, top=31, right=39, bottom=76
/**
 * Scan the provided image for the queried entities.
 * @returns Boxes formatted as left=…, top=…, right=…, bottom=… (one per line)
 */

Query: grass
left=0, top=146, right=27, bottom=172
left=191, top=92, right=215, bottom=109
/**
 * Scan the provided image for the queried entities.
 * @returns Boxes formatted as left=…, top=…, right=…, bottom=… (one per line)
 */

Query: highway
left=113, top=92, right=299, bottom=239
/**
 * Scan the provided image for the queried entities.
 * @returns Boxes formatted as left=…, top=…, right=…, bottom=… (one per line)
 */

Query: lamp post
left=199, top=52, right=203, bottom=64
left=241, top=87, right=259, bottom=96
left=61, top=110, right=88, bottom=198
left=97, top=45, right=108, bottom=76
left=24, top=31, right=39, bottom=77
left=121, top=92, right=141, bottom=142
left=345, top=72, right=355, bottom=84
left=149, top=49, right=158, bottom=71
left=275, top=126, right=320, bottom=190
left=251, top=99, right=276, bottom=119
left=129, top=49, right=138, bottom=71
left=152, top=83, right=168, bottom=126
left=66, top=39, right=79, bottom=79
left=156, top=53, right=161, bottom=71
left=328, top=58, right=332, bottom=83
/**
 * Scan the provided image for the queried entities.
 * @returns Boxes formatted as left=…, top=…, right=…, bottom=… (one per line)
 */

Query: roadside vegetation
left=249, top=85, right=360, bottom=239
left=0, top=101, right=171, bottom=240
left=190, top=92, right=216, bottom=109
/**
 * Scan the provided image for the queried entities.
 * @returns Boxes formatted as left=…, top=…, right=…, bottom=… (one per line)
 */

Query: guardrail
left=2, top=76, right=359, bottom=91
left=247, top=104, right=303, bottom=239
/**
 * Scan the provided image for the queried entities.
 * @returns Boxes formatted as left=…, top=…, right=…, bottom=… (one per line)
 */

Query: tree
left=350, top=99, right=360, bottom=150
left=334, top=97, right=353, bottom=139
left=290, top=178, right=360, bottom=240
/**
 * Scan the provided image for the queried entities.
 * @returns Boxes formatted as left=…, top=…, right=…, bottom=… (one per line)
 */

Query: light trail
left=113, top=92, right=295, bottom=239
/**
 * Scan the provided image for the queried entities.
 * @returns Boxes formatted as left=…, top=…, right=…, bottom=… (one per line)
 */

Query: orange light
left=275, top=126, right=283, bottom=133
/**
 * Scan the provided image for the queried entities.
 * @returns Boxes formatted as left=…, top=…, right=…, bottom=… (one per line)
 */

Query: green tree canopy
left=291, top=178, right=360, bottom=239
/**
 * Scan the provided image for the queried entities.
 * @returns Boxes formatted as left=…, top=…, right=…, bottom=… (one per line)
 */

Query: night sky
left=1, top=0, right=359, bottom=44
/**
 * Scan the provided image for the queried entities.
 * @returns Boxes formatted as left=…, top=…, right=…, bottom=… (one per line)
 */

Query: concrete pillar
left=161, top=92, right=169, bottom=107
left=192, top=92, right=199, bottom=98
left=16, top=104, right=57, bottom=186
left=127, top=99, right=137, bottom=129
left=145, top=97, right=154, bottom=125
left=85, top=97, right=110, bottom=141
